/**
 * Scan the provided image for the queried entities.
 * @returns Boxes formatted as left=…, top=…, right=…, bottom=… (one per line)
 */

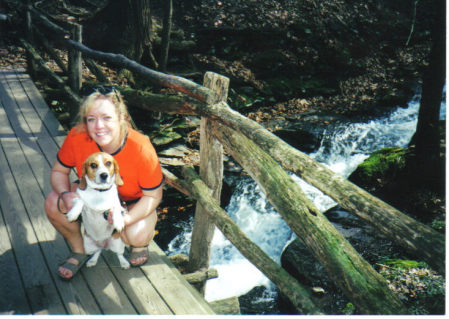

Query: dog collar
left=94, top=185, right=113, bottom=192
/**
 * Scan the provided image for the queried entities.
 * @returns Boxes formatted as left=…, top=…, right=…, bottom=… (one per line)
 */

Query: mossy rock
left=349, top=146, right=413, bottom=190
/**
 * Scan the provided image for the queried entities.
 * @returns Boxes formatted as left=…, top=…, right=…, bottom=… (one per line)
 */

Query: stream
left=165, top=92, right=445, bottom=311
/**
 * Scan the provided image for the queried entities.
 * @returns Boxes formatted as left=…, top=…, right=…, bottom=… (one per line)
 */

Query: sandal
left=58, top=252, right=89, bottom=281
left=127, top=246, right=149, bottom=267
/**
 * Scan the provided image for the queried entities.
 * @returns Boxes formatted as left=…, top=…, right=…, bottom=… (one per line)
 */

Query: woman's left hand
left=107, top=208, right=127, bottom=225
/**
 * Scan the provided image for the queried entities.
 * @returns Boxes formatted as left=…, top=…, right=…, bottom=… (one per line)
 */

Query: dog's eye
left=105, top=161, right=112, bottom=167
left=90, top=163, right=98, bottom=169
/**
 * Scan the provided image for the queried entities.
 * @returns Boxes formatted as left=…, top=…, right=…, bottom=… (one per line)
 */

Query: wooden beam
left=188, top=73, right=228, bottom=289
left=203, top=101, right=445, bottom=274
left=19, top=38, right=82, bottom=106
left=68, top=23, right=82, bottom=95
left=181, top=166, right=321, bottom=315
left=212, top=122, right=407, bottom=314
left=64, top=39, right=215, bottom=104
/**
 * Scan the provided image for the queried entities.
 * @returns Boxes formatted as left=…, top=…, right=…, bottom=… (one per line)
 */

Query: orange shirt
left=58, top=126, right=164, bottom=202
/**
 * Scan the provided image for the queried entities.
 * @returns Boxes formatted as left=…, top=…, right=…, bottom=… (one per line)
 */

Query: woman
left=45, top=86, right=164, bottom=280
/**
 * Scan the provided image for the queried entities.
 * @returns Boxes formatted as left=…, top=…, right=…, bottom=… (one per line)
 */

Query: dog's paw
left=86, top=258, right=98, bottom=268
left=66, top=210, right=78, bottom=222
left=113, top=213, right=125, bottom=232
left=66, top=198, right=82, bottom=222
left=85, top=253, right=101, bottom=268
left=118, top=255, right=130, bottom=269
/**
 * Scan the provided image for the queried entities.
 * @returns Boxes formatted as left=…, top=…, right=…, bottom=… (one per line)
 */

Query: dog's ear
left=78, top=160, right=88, bottom=190
left=79, top=176, right=87, bottom=190
left=113, top=158, right=124, bottom=186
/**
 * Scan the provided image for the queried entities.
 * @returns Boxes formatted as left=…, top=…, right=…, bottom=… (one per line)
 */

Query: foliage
left=340, top=302, right=355, bottom=315
left=431, top=219, right=445, bottom=231
left=377, top=258, right=445, bottom=314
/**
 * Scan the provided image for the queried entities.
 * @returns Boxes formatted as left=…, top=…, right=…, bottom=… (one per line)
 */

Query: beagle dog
left=66, top=152, right=130, bottom=269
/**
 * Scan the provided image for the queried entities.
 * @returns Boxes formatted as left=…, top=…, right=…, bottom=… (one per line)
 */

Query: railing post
left=68, top=23, right=82, bottom=94
left=67, top=22, right=82, bottom=122
left=188, top=72, right=229, bottom=293
left=25, top=0, right=36, bottom=78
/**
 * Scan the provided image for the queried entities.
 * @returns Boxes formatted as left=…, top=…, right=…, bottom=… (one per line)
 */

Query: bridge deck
left=0, top=68, right=214, bottom=315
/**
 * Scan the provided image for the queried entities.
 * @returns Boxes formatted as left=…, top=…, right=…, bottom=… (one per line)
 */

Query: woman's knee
left=124, top=214, right=157, bottom=247
left=45, top=191, right=59, bottom=219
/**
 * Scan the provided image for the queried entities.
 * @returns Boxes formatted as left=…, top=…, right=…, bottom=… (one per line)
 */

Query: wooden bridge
left=0, top=68, right=215, bottom=315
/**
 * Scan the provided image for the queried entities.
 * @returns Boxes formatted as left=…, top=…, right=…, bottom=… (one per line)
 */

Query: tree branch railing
left=16, top=4, right=445, bottom=314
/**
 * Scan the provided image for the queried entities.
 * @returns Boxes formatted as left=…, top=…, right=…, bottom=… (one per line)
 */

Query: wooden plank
left=0, top=139, right=66, bottom=315
left=78, top=257, right=138, bottom=314
left=8, top=68, right=66, bottom=137
left=102, top=251, right=173, bottom=315
left=140, top=242, right=215, bottom=315
left=1, top=69, right=61, bottom=194
left=0, top=78, right=33, bottom=136
left=2, top=70, right=48, bottom=138
left=2, top=70, right=75, bottom=182
left=0, top=99, right=14, bottom=136
left=0, top=73, right=101, bottom=315
left=0, top=204, right=31, bottom=315
left=1, top=137, right=101, bottom=315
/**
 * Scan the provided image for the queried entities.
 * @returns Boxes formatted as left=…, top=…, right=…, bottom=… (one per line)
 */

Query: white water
left=166, top=93, right=444, bottom=303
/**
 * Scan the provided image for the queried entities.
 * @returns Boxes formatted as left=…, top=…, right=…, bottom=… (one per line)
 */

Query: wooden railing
left=15, top=2, right=445, bottom=315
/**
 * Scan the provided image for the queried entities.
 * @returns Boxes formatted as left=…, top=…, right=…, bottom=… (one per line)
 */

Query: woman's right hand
left=60, top=191, right=79, bottom=213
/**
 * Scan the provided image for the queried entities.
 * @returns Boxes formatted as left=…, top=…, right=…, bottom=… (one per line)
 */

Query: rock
left=238, top=285, right=281, bottom=315
left=279, top=206, right=407, bottom=314
left=273, top=128, right=321, bottom=153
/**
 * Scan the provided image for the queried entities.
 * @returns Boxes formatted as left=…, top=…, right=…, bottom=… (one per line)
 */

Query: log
left=64, top=39, right=216, bottom=104
left=183, top=268, right=218, bottom=285
left=151, top=97, right=443, bottom=273
left=161, top=168, right=192, bottom=198
left=168, top=253, right=189, bottom=268
left=68, top=23, right=82, bottom=95
left=83, top=58, right=109, bottom=84
left=181, top=166, right=321, bottom=314
left=204, top=102, right=445, bottom=275
left=121, top=87, right=203, bottom=115
left=212, top=122, right=407, bottom=314
left=28, top=5, right=216, bottom=102
left=29, top=7, right=69, bottom=38
left=19, top=38, right=82, bottom=106
left=209, top=296, right=241, bottom=315
left=188, top=73, right=228, bottom=285
left=25, top=2, right=36, bottom=77
left=34, top=28, right=68, bottom=74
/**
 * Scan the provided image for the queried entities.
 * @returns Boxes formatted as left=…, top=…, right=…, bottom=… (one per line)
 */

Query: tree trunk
left=159, top=0, right=173, bottom=72
left=84, top=0, right=153, bottom=62
left=412, top=0, right=445, bottom=188
left=211, top=122, right=407, bottom=314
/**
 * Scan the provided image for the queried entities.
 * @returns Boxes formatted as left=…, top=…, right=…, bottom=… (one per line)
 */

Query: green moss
left=341, top=302, right=355, bottom=315
left=355, top=147, right=411, bottom=182
left=381, top=258, right=428, bottom=270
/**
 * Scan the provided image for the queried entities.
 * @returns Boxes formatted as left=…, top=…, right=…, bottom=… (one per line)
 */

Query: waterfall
left=166, top=93, right=444, bottom=303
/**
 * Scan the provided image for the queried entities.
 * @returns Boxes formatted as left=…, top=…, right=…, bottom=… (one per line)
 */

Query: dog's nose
left=100, top=172, right=108, bottom=181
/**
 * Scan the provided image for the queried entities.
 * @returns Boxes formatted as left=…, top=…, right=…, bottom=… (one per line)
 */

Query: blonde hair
left=75, top=90, right=132, bottom=143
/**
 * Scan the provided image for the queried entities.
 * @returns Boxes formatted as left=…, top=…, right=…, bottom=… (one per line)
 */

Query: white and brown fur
left=66, top=152, right=130, bottom=269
